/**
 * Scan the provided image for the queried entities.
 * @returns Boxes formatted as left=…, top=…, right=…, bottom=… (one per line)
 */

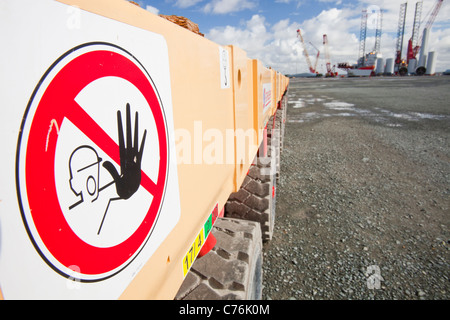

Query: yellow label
left=182, top=228, right=205, bottom=277
left=182, top=204, right=218, bottom=277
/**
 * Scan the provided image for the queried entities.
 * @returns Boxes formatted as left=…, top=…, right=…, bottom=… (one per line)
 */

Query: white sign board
left=0, top=0, right=180, bottom=299
left=262, top=83, right=273, bottom=114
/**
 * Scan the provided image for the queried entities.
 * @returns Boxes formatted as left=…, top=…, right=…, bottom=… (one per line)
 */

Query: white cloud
left=207, top=8, right=361, bottom=74
left=275, top=0, right=305, bottom=9
left=207, top=15, right=271, bottom=52
left=174, top=0, right=204, bottom=9
left=204, top=0, right=257, bottom=14
left=145, top=5, right=159, bottom=15
left=207, top=14, right=301, bottom=73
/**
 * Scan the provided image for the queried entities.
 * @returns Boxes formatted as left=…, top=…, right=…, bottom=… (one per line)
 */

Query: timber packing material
left=159, top=14, right=205, bottom=37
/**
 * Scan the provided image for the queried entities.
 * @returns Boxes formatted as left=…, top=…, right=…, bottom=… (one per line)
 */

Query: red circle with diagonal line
left=17, top=43, right=168, bottom=281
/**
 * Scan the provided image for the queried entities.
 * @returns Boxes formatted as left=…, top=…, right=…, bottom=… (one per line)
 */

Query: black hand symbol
left=103, top=103, right=147, bottom=200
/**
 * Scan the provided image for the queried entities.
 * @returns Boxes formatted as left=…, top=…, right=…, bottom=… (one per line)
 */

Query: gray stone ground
left=262, top=76, right=450, bottom=300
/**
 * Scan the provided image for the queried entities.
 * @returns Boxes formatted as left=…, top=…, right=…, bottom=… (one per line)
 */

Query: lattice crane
left=297, top=29, right=320, bottom=74
left=406, top=1, right=423, bottom=62
left=309, top=41, right=321, bottom=75
left=358, top=10, right=368, bottom=66
left=395, top=2, right=408, bottom=73
left=373, top=8, right=383, bottom=53
left=408, top=0, right=443, bottom=62
left=323, top=34, right=337, bottom=77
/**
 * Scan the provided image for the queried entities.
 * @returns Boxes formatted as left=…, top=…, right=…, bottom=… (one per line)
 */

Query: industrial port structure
left=298, top=0, right=443, bottom=77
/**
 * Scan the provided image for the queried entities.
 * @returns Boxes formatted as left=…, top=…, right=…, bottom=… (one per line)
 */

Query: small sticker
left=219, top=47, right=230, bottom=89
left=182, top=227, right=205, bottom=277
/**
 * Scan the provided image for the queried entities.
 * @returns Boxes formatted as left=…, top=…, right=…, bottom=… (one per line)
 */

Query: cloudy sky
left=138, top=0, right=450, bottom=74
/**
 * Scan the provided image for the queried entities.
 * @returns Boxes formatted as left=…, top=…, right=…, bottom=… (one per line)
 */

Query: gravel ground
left=262, top=76, right=450, bottom=300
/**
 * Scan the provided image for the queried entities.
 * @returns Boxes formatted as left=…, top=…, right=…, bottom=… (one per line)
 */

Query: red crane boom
left=309, top=41, right=321, bottom=75
left=297, top=29, right=318, bottom=74
left=413, top=0, right=443, bottom=59
left=323, top=34, right=337, bottom=77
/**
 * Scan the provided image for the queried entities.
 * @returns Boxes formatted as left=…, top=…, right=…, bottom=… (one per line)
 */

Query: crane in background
left=373, top=7, right=383, bottom=54
left=297, top=29, right=320, bottom=75
left=395, top=2, right=408, bottom=75
left=323, top=34, right=338, bottom=77
left=407, top=0, right=443, bottom=62
left=309, top=41, right=321, bottom=75
left=337, top=8, right=382, bottom=77
left=358, top=10, right=368, bottom=67
left=406, top=1, right=423, bottom=63
left=395, top=0, right=443, bottom=75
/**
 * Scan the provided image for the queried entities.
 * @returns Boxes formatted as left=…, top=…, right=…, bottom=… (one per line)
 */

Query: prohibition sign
left=16, top=43, right=169, bottom=281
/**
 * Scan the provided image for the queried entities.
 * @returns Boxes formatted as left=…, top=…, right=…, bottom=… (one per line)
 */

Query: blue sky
left=136, top=0, right=450, bottom=73
left=142, top=0, right=353, bottom=32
